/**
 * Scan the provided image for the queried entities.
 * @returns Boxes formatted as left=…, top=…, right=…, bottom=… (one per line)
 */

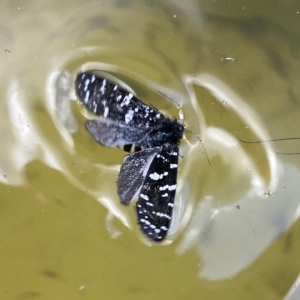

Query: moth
left=75, top=71, right=184, bottom=242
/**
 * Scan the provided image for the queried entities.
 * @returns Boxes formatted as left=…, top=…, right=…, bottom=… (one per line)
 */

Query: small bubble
left=264, top=191, right=271, bottom=197
left=221, top=57, right=236, bottom=62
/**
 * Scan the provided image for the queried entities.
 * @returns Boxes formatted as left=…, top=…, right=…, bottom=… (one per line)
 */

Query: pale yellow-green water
left=1, top=0, right=300, bottom=299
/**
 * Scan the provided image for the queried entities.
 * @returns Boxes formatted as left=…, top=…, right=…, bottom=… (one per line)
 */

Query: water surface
left=1, top=0, right=300, bottom=299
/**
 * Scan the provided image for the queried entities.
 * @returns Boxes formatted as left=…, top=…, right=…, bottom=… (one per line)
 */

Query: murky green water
left=1, top=0, right=300, bottom=299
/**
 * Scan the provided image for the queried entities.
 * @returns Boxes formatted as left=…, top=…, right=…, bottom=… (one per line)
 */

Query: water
left=1, top=0, right=300, bottom=299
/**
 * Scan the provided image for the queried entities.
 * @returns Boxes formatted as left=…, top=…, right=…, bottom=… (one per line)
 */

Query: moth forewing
left=135, top=145, right=179, bottom=242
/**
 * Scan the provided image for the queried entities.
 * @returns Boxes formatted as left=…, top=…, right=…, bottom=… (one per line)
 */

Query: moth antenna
left=178, top=108, right=210, bottom=165
left=239, top=137, right=300, bottom=143
left=158, top=91, right=181, bottom=109
left=184, top=128, right=211, bottom=165
left=275, top=151, right=300, bottom=155
left=239, top=137, right=300, bottom=155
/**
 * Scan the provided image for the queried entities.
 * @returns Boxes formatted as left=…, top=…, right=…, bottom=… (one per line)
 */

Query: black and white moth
left=75, top=71, right=184, bottom=242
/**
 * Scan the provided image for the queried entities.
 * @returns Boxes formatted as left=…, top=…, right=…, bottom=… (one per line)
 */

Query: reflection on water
left=1, top=0, right=300, bottom=299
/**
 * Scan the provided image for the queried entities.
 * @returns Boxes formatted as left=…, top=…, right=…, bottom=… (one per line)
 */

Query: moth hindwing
left=75, top=71, right=184, bottom=242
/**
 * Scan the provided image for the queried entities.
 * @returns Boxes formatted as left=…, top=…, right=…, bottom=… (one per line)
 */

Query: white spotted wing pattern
left=75, top=72, right=184, bottom=242
left=136, top=146, right=179, bottom=241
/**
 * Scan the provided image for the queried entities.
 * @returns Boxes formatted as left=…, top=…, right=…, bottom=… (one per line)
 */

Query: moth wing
left=136, top=145, right=179, bottom=242
left=85, top=119, right=150, bottom=147
left=75, top=72, right=165, bottom=128
left=117, top=148, right=160, bottom=205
